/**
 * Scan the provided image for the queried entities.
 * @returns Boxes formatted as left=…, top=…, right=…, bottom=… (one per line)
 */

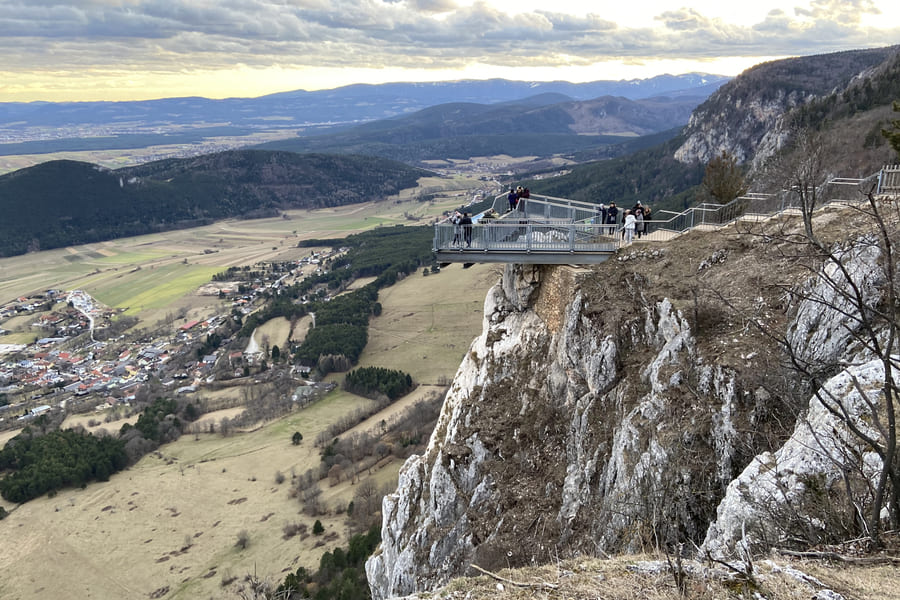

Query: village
left=0, top=250, right=342, bottom=431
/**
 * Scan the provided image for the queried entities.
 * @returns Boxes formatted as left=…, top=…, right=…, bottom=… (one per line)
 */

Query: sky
left=1, top=0, right=898, bottom=103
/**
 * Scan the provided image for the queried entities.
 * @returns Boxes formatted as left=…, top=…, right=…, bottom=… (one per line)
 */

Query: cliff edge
left=367, top=207, right=895, bottom=599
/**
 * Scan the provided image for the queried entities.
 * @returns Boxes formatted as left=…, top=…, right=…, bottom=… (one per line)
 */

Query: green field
left=0, top=185, right=484, bottom=312
left=85, top=263, right=222, bottom=313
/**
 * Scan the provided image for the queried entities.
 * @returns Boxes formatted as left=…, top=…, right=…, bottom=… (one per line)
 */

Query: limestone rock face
left=672, top=47, right=898, bottom=170
left=701, top=359, right=889, bottom=559
left=367, top=232, right=889, bottom=598
left=368, top=265, right=759, bottom=599
left=702, top=241, right=890, bottom=558
left=673, top=88, right=806, bottom=168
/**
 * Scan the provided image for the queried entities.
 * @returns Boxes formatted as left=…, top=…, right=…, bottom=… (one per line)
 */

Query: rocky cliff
left=366, top=209, right=895, bottom=599
left=674, top=46, right=899, bottom=169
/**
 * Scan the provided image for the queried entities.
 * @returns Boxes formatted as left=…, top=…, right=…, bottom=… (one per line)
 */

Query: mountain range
left=255, top=93, right=704, bottom=163
left=0, top=74, right=728, bottom=134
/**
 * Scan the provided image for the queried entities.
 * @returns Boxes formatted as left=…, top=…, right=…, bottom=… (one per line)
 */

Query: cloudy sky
left=1, top=0, right=898, bottom=102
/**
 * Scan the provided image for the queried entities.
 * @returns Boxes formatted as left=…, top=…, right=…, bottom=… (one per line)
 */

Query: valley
left=0, top=182, right=500, bottom=599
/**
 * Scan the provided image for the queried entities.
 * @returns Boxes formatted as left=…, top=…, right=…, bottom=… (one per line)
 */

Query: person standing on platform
left=460, top=212, right=473, bottom=248
left=507, top=188, right=518, bottom=213
left=605, top=202, right=619, bottom=235
left=451, top=211, right=462, bottom=246
left=624, top=209, right=636, bottom=244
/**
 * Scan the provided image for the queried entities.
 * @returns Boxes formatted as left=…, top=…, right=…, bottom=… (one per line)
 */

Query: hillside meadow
left=0, top=185, right=499, bottom=599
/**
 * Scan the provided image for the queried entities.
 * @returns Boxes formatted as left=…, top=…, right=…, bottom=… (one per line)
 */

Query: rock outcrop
left=673, top=46, right=898, bottom=169
left=367, top=222, right=893, bottom=599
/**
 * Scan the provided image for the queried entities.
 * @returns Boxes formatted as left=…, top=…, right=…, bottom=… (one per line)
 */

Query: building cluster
left=0, top=291, right=231, bottom=427
left=0, top=253, right=341, bottom=429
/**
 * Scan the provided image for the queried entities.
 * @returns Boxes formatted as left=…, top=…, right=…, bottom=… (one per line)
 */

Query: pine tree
left=700, top=150, right=748, bottom=204
left=882, top=101, right=900, bottom=160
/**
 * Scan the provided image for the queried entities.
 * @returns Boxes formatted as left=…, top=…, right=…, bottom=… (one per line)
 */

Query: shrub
left=235, top=530, right=250, bottom=550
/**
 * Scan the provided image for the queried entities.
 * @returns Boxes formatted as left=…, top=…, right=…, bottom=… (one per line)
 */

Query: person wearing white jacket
left=623, top=209, right=636, bottom=244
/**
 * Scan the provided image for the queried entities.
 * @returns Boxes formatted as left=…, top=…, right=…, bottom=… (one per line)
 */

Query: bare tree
left=328, top=464, right=344, bottom=486
left=302, top=484, right=323, bottom=515
left=748, top=133, right=899, bottom=540
left=353, top=477, right=380, bottom=517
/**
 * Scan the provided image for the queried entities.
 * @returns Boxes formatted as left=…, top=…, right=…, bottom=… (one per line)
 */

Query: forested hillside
left=257, top=94, right=702, bottom=164
left=0, top=151, right=430, bottom=257
left=527, top=135, right=705, bottom=213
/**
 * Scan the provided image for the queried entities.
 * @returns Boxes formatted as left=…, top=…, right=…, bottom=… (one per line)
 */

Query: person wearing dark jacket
left=460, top=213, right=473, bottom=248
left=605, top=202, right=619, bottom=235
left=507, top=189, right=518, bottom=212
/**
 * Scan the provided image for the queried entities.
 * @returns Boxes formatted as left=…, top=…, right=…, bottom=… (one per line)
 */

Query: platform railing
left=436, top=171, right=884, bottom=259
left=434, top=221, right=620, bottom=254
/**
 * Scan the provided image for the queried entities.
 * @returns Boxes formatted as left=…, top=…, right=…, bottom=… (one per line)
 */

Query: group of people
left=594, top=201, right=652, bottom=244
left=507, top=186, right=530, bottom=212
left=449, top=210, right=473, bottom=248
left=447, top=191, right=652, bottom=250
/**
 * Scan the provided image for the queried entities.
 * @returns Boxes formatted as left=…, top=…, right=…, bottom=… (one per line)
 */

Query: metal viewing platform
left=433, top=169, right=887, bottom=265
left=434, top=194, right=622, bottom=264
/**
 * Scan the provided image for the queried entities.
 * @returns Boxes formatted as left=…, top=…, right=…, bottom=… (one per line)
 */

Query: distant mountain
left=255, top=93, right=704, bottom=164
left=0, top=74, right=729, bottom=135
left=0, top=151, right=430, bottom=257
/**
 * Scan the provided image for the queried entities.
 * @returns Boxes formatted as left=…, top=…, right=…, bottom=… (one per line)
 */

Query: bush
left=312, top=519, right=325, bottom=535
left=235, top=529, right=250, bottom=550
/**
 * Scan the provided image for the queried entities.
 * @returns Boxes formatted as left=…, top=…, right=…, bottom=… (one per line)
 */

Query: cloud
left=794, top=0, right=881, bottom=25
left=0, top=0, right=898, bottom=99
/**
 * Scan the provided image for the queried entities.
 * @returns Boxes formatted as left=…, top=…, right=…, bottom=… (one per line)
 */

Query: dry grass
left=0, top=391, right=394, bottom=600
left=251, top=316, right=293, bottom=353
left=427, top=554, right=898, bottom=600
left=360, top=262, right=501, bottom=384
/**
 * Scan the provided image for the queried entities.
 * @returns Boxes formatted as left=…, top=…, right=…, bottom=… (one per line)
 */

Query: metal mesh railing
left=878, top=165, right=900, bottom=195
left=434, top=221, right=619, bottom=253
left=436, top=170, right=886, bottom=255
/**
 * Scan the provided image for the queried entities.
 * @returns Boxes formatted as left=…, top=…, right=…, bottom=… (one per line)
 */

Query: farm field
left=359, top=263, right=500, bottom=384
left=0, top=177, right=486, bottom=311
left=0, top=182, right=500, bottom=599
